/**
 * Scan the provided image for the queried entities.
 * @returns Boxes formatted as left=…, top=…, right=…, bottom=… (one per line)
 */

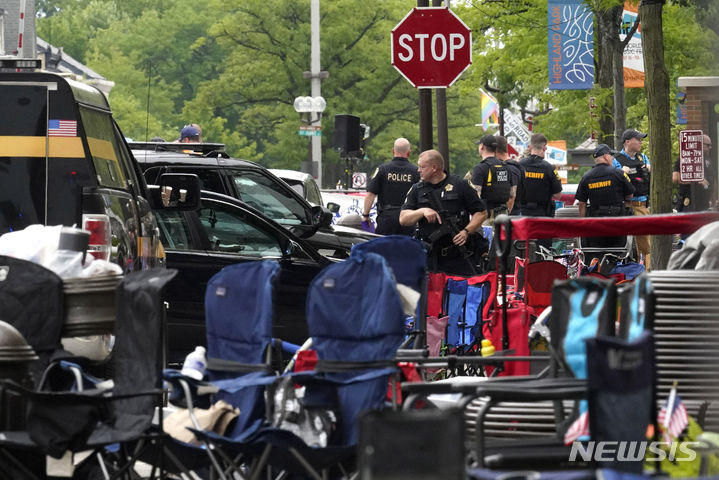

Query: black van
left=0, top=72, right=198, bottom=268
left=0, top=71, right=198, bottom=361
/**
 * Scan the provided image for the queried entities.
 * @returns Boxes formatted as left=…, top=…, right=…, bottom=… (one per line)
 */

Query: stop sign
left=391, top=7, right=472, bottom=88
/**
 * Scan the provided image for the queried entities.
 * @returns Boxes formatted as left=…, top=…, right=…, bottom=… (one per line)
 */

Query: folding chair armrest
left=475, top=381, right=586, bottom=402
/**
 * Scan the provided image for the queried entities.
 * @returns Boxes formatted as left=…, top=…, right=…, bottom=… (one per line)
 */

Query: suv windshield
left=230, top=170, right=308, bottom=226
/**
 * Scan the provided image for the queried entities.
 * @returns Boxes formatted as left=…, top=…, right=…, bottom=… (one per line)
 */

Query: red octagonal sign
left=391, top=7, right=472, bottom=89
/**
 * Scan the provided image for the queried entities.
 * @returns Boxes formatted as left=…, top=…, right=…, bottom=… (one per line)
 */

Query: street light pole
left=311, top=0, right=322, bottom=188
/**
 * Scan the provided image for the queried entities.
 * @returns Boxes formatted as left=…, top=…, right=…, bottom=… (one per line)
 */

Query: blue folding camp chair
left=248, top=251, right=407, bottom=479
left=164, top=261, right=284, bottom=479
left=351, top=235, right=427, bottom=350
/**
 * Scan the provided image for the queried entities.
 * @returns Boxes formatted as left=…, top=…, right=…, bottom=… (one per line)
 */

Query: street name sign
left=391, top=7, right=472, bottom=88
left=679, top=130, right=704, bottom=182
left=299, top=125, right=322, bottom=137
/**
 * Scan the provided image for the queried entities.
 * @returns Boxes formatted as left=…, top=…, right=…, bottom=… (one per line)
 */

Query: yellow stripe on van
left=86, top=137, right=118, bottom=162
left=0, top=136, right=85, bottom=158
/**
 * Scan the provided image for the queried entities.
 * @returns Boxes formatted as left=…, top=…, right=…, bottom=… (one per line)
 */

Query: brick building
left=678, top=76, right=719, bottom=154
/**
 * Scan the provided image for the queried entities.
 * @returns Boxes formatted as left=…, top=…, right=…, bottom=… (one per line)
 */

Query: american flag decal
left=48, top=120, right=77, bottom=137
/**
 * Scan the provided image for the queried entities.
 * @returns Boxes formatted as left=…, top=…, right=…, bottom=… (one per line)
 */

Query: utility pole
left=310, top=0, right=323, bottom=188
left=417, top=0, right=433, bottom=153
left=432, top=0, right=449, bottom=172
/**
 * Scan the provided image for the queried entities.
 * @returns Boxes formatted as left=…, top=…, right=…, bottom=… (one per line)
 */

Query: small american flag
left=564, top=410, right=590, bottom=445
left=48, top=119, right=77, bottom=137
left=658, top=387, right=688, bottom=444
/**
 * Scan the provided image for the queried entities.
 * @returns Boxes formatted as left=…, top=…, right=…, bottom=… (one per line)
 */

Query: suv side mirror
left=311, top=205, right=333, bottom=228
left=326, top=202, right=340, bottom=214
left=154, top=173, right=202, bottom=211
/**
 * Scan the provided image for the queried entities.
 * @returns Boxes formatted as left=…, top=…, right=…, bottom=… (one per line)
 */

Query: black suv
left=132, top=143, right=377, bottom=258
left=0, top=71, right=199, bottom=362
left=156, top=190, right=332, bottom=362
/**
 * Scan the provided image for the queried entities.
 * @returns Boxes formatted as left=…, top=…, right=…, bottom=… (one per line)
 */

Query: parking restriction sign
left=352, top=173, right=367, bottom=189
left=679, top=130, right=704, bottom=182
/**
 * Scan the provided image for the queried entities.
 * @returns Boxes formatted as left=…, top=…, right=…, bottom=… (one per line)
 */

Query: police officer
left=363, top=138, right=420, bottom=235
left=400, top=150, right=488, bottom=275
left=614, top=129, right=651, bottom=268
left=673, top=134, right=716, bottom=212
left=576, top=144, right=635, bottom=249
left=495, top=135, right=523, bottom=216
left=471, top=135, right=513, bottom=222
left=519, top=133, right=563, bottom=218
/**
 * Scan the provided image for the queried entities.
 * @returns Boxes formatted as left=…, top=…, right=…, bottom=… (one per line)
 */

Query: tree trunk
left=596, top=9, right=615, bottom=145
left=639, top=0, right=672, bottom=270
left=611, top=6, right=626, bottom=150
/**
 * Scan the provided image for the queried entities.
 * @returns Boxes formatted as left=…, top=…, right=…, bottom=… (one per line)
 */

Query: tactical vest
left=615, top=153, right=650, bottom=197
left=415, top=179, right=469, bottom=245
left=522, top=163, right=551, bottom=204
left=482, top=159, right=511, bottom=207
left=586, top=170, right=625, bottom=217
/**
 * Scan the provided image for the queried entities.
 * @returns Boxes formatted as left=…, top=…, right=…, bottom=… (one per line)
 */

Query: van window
left=79, top=107, right=127, bottom=188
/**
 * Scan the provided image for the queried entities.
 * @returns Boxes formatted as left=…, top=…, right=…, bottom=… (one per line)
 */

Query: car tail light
left=82, top=214, right=111, bottom=261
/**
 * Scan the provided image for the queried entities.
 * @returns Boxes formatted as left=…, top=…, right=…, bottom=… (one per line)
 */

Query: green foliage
left=457, top=0, right=718, bottom=150
left=645, top=418, right=719, bottom=477
left=35, top=0, right=718, bottom=186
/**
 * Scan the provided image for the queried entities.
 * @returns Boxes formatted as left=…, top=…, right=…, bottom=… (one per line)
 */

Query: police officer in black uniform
left=401, top=150, right=488, bottom=275
left=495, top=135, right=523, bottom=216
left=363, top=138, right=420, bottom=235
left=576, top=144, right=635, bottom=249
left=519, top=133, right=563, bottom=218
left=471, top=135, right=513, bottom=222
left=672, top=134, right=716, bottom=212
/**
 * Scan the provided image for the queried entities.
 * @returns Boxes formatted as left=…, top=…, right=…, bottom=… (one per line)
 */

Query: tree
left=640, top=0, right=672, bottom=270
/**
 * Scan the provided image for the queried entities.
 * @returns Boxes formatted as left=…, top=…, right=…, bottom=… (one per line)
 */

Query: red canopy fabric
left=500, top=212, right=719, bottom=241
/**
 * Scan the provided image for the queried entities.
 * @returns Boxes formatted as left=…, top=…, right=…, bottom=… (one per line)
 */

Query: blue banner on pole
left=676, top=92, right=687, bottom=125
left=548, top=0, right=594, bottom=90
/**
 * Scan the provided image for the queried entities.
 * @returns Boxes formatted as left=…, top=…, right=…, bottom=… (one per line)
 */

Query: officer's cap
left=621, top=129, right=647, bottom=142
left=475, top=135, right=498, bottom=148
left=593, top=144, right=619, bottom=158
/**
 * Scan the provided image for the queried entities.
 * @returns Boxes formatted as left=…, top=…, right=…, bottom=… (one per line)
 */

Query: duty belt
left=521, top=202, right=548, bottom=209
left=488, top=205, right=508, bottom=218
left=590, top=205, right=622, bottom=217
left=380, top=204, right=402, bottom=211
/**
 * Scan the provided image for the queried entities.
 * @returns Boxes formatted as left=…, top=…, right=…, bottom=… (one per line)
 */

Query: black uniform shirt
left=518, top=155, right=563, bottom=203
left=673, top=157, right=715, bottom=211
left=576, top=163, right=634, bottom=206
left=402, top=174, right=486, bottom=246
left=367, top=157, right=420, bottom=209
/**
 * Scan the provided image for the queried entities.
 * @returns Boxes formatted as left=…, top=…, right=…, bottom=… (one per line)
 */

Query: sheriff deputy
left=363, top=137, right=420, bottom=235
left=471, top=134, right=513, bottom=222
left=576, top=144, right=635, bottom=249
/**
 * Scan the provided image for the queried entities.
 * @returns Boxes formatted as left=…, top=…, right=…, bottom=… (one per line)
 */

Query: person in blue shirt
left=614, top=129, right=651, bottom=269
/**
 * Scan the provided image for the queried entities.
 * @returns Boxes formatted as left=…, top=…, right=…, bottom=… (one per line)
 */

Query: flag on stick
left=658, top=381, right=688, bottom=444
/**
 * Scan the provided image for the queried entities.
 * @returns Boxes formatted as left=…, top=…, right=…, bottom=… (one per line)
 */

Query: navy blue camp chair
left=351, top=235, right=428, bottom=350
left=163, top=261, right=284, bottom=479
left=250, top=252, right=407, bottom=479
